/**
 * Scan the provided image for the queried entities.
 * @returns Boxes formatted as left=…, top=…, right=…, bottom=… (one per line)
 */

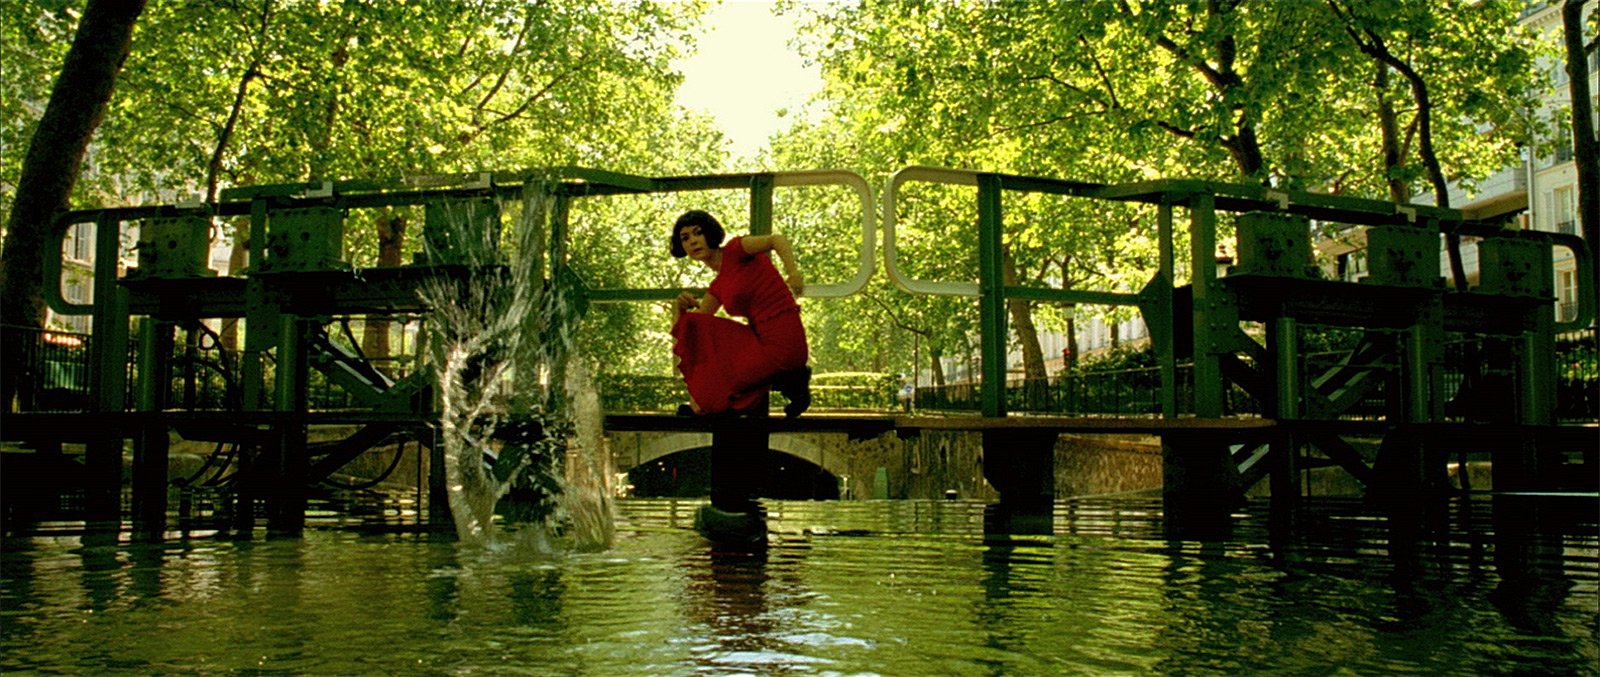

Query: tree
left=1328, top=0, right=1544, bottom=290
left=1564, top=0, right=1598, bottom=263
left=780, top=0, right=1547, bottom=390
left=0, top=0, right=146, bottom=410
left=4, top=0, right=719, bottom=377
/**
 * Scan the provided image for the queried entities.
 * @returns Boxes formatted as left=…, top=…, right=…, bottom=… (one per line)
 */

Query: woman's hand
left=786, top=270, right=805, bottom=297
left=676, top=291, right=698, bottom=315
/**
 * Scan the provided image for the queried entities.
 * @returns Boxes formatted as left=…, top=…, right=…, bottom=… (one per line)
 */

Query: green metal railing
left=35, top=165, right=1597, bottom=428
left=882, top=165, right=1598, bottom=421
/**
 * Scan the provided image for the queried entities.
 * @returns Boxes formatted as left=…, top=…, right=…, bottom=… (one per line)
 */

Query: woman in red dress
left=670, top=210, right=811, bottom=417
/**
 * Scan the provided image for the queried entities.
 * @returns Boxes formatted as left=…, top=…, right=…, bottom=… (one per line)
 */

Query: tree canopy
left=0, top=0, right=1576, bottom=390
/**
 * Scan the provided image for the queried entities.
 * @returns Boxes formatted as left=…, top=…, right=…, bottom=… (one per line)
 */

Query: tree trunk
left=1149, top=0, right=1269, bottom=182
left=1001, top=248, right=1047, bottom=382
left=362, top=210, right=406, bottom=367
left=0, top=0, right=146, bottom=410
left=218, top=219, right=251, bottom=356
left=1375, top=62, right=1410, bottom=203
left=1565, top=0, right=1599, bottom=265
left=929, top=345, right=946, bottom=387
left=1366, top=34, right=1469, bottom=290
left=1066, top=317, right=1079, bottom=372
left=1001, top=247, right=1048, bottom=408
left=310, top=24, right=356, bottom=179
left=1401, top=60, right=1468, bottom=290
left=1331, top=1, right=1470, bottom=289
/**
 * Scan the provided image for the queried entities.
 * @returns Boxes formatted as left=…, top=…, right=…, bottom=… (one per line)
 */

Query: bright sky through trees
left=673, top=1, right=823, bottom=160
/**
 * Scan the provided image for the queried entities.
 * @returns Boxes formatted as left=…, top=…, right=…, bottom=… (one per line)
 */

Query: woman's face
left=678, top=225, right=713, bottom=261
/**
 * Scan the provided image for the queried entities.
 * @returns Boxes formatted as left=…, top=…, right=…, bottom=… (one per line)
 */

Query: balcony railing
left=1559, top=300, right=1581, bottom=323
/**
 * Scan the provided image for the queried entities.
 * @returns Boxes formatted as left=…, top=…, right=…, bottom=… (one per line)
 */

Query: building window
left=62, top=271, right=93, bottom=305
left=65, top=223, right=93, bottom=263
left=1553, top=185, right=1576, bottom=235
left=1557, top=269, right=1578, bottom=322
left=1338, top=251, right=1368, bottom=282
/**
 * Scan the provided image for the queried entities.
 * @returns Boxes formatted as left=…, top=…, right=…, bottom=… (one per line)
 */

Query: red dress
left=672, top=237, right=809, bottom=414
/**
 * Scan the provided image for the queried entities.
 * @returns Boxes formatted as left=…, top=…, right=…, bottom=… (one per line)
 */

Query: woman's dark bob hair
left=670, top=209, right=726, bottom=258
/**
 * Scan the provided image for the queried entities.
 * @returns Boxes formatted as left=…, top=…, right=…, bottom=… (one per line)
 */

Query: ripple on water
left=2, top=495, right=1597, bottom=675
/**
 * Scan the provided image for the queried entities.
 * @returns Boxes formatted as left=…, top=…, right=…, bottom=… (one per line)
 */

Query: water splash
left=418, top=179, right=615, bottom=551
left=559, top=359, right=615, bottom=551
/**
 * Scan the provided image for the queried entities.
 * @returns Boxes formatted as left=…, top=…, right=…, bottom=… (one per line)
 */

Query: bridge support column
left=132, top=318, right=172, bottom=542
left=695, top=412, right=771, bottom=545
left=266, top=315, right=308, bottom=538
left=1161, top=439, right=1242, bottom=539
left=710, top=425, right=769, bottom=513
left=85, top=272, right=130, bottom=529
left=980, top=429, right=1055, bottom=533
left=427, top=427, right=451, bottom=532
left=1268, top=317, right=1302, bottom=526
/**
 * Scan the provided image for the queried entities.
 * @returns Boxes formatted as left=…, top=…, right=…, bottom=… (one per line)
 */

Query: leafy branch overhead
left=0, top=0, right=1584, bottom=388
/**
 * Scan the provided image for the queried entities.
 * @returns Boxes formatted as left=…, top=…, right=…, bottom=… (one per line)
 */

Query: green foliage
left=1071, top=343, right=1160, bottom=373
left=2, top=0, right=713, bottom=208
left=1556, top=333, right=1598, bottom=382
left=595, top=370, right=897, bottom=412
left=763, top=0, right=1549, bottom=383
left=2, top=1, right=1561, bottom=404
left=0, top=1, right=78, bottom=218
left=594, top=373, right=684, bottom=413
left=810, top=371, right=898, bottom=410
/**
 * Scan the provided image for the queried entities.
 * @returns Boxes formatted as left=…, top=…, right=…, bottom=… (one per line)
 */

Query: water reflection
left=1488, top=494, right=1579, bottom=638
left=975, top=534, right=1049, bottom=669
left=424, top=540, right=461, bottom=623
left=682, top=543, right=816, bottom=674
left=75, top=530, right=122, bottom=614
left=1, top=495, right=1595, bottom=675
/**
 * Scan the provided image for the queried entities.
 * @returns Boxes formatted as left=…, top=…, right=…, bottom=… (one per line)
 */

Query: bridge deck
left=603, top=412, right=1283, bottom=444
left=3, top=411, right=1590, bottom=453
left=602, top=413, right=1597, bottom=451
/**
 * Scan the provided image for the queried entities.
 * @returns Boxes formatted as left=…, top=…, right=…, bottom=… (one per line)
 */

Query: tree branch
left=861, top=291, right=932, bottom=337
left=1329, top=0, right=1467, bottom=290
left=986, top=110, right=1108, bottom=140
left=1078, top=35, right=1121, bottom=109
left=475, top=5, right=536, bottom=113
left=1154, top=119, right=1202, bottom=140
left=485, top=64, right=580, bottom=128
left=205, top=0, right=272, bottom=203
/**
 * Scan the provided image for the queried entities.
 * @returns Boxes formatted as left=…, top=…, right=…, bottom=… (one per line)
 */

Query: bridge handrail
left=774, top=170, right=877, bottom=299
left=43, top=167, right=879, bottom=317
left=881, top=165, right=1145, bottom=308
left=581, top=169, right=876, bottom=302
left=882, top=166, right=980, bottom=297
left=1539, top=231, right=1596, bottom=333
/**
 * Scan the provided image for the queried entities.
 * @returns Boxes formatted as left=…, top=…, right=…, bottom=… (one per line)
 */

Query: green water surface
left=2, top=496, right=1595, bottom=675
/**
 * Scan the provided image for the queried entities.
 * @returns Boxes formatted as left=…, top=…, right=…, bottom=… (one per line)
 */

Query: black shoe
left=775, top=366, right=811, bottom=418
left=676, top=403, right=695, bottom=416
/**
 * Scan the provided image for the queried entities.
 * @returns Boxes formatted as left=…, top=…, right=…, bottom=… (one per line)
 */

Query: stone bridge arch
left=611, top=431, right=848, bottom=481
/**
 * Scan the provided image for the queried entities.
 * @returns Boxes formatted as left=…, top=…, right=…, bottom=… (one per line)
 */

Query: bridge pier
left=979, top=429, right=1056, bottom=534
left=132, top=319, right=173, bottom=542
left=693, top=418, right=772, bottom=545
left=709, top=425, right=770, bottom=513
left=1161, top=440, right=1244, bottom=539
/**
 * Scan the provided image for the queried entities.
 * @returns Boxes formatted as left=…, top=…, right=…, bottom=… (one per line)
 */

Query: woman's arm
left=695, top=292, right=721, bottom=315
left=741, top=234, right=804, bottom=296
left=674, top=291, right=722, bottom=319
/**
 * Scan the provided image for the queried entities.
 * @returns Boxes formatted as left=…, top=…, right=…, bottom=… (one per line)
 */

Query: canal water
left=2, top=495, right=1596, bottom=675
